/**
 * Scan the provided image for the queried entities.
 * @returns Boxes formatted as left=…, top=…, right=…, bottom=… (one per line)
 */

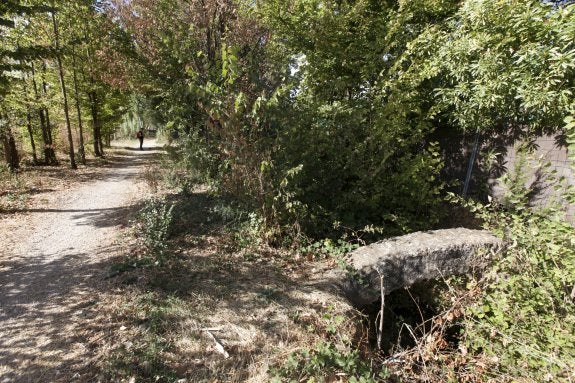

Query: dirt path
left=0, top=142, right=161, bottom=382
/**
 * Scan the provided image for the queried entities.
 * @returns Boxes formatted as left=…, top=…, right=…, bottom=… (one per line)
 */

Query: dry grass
left=36, top=145, right=363, bottom=381
left=97, top=191, right=363, bottom=382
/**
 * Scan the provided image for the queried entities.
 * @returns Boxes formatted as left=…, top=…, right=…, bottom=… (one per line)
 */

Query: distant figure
left=136, top=129, right=144, bottom=150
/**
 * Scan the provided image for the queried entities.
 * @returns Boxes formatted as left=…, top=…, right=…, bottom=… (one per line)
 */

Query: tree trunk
left=1, top=115, right=19, bottom=171
left=3, top=134, right=19, bottom=171
left=23, top=73, right=38, bottom=164
left=51, top=10, right=77, bottom=170
left=41, top=61, right=58, bottom=165
left=25, top=111, right=37, bottom=164
left=31, top=62, right=56, bottom=165
left=71, top=45, right=85, bottom=164
left=88, top=90, right=102, bottom=157
left=83, top=33, right=103, bottom=158
left=43, top=106, right=57, bottom=164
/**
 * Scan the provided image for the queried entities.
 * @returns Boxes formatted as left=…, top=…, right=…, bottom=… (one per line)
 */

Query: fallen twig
left=377, top=270, right=385, bottom=350
left=205, top=329, right=230, bottom=358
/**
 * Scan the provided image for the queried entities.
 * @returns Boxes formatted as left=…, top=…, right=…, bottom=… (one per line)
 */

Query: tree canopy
left=2, top=0, right=574, bottom=230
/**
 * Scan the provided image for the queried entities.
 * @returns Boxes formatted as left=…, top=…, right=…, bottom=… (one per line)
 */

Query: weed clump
left=137, top=197, right=174, bottom=262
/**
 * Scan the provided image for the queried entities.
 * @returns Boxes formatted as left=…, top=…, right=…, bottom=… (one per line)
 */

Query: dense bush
left=444, top=150, right=575, bottom=382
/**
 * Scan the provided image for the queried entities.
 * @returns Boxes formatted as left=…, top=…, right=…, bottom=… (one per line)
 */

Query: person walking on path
left=136, top=129, right=144, bottom=150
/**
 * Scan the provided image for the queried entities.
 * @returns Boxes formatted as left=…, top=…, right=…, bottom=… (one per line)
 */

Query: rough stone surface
left=341, top=228, right=503, bottom=305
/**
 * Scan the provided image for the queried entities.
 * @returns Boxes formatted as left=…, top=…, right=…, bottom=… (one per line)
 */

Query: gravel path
left=0, top=143, right=160, bottom=382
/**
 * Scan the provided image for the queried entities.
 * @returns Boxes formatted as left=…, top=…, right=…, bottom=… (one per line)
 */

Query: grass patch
left=102, top=187, right=367, bottom=382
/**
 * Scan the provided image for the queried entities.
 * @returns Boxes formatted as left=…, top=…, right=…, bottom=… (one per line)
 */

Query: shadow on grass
left=0, top=203, right=146, bottom=228
left=102, top=189, right=354, bottom=382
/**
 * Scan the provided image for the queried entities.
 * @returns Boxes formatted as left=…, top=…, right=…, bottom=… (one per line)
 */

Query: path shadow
left=4, top=142, right=166, bottom=189
left=3, top=202, right=146, bottom=229
left=0, top=142, right=168, bottom=382
left=0, top=188, right=55, bottom=197
left=0, top=246, right=125, bottom=382
left=121, top=146, right=165, bottom=152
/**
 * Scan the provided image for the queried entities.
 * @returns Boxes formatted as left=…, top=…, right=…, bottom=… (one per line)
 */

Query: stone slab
left=341, top=228, right=503, bottom=305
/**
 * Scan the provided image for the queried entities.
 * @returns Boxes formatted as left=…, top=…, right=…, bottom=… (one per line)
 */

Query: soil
left=0, top=141, right=162, bottom=382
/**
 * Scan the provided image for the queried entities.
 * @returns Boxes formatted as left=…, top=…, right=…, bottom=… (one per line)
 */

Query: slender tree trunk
left=31, top=62, right=56, bottom=165
left=71, top=45, right=85, bottom=164
left=41, top=61, right=57, bottom=165
left=88, top=90, right=102, bottom=157
left=83, top=32, right=103, bottom=158
left=52, top=10, right=77, bottom=169
left=25, top=112, right=37, bottom=164
left=23, top=73, right=38, bottom=164
left=0, top=114, right=19, bottom=171
left=44, top=106, right=55, bottom=158
left=17, top=53, right=38, bottom=164
left=31, top=62, right=49, bottom=163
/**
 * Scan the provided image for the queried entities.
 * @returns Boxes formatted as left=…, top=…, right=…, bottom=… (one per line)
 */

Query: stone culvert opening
left=359, top=280, right=464, bottom=355
left=336, top=228, right=503, bottom=354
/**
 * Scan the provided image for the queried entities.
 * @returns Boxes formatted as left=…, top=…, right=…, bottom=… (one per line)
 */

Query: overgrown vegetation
left=455, top=158, right=575, bottom=381
left=379, top=150, right=575, bottom=382
left=2, top=0, right=574, bottom=236
left=136, top=197, right=174, bottom=261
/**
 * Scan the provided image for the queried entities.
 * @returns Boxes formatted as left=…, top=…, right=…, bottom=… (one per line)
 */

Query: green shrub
left=452, top=154, right=575, bottom=382
left=272, top=305, right=391, bottom=383
left=271, top=341, right=388, bottom=383
left=138, top=197, right=174, bottom=261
